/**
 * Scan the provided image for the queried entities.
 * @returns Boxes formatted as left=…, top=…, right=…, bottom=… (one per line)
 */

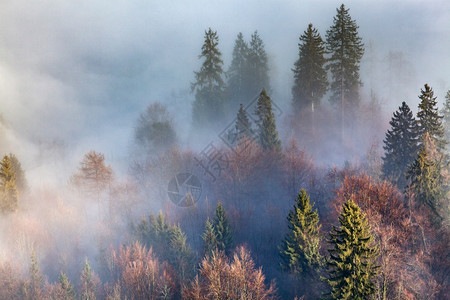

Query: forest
left=0, top=2, right=449, bottom=300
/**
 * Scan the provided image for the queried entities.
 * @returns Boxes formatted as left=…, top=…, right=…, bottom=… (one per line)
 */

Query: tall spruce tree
left=326, top=4, right=364, bottom=137
left=0, top=155, right=18, bottom=213
left=441, top=90, right=450, bottom=148
left=57, top=272, right=76, bottom=300
left=407, top=147, right=443, bottom=223
left=326, top=199, right=378, bottom=300
left=202, top=217, right=218, bottom=256
left=192, top=28, right=225, bottom=128
left=417, top=84, right=446, bottom=152
left=227, top=32, right=249, bottom=111
left=212, top=202, right=233, bottom=254
left=255, top=89, right=281, bottom=152
left=292, top=23, right=328, bottom=114
left=80, top=259, right=97, bottom=300
left=235, top=103, right=253, bottom=141
left=279, top=189, right=323, bottom=278
left=382, top=102, right=420, bottom=188
left=247, top=31, right=270, bottom=97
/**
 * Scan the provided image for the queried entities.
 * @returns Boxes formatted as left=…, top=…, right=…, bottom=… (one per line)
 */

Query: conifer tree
left=292, top=23, right=328, bottom=114
left=227, top=32, right=249, bottom=110
left=57, top=272, right=76, bottom=300
left=407, top=147, right=443, bottom=222
left=441, top=90, right=450, bottom=147
left=202, top=217, right=218, bottom=256
left=247, top=31, right=270, bottom=97
left=192, top=28, right=225, bottom=128
left=8, top=153, right=27, bottom=193
left=382, top=102, right=420, bottom=188
left=254, top=89, right=281, bottom=152
left=80, top=259, right=98, bottom=300
left=326, top=199, right=378, bottom=299
left=279, top=189, right=323, bottom=277
left=27, top=250, right=44, bottom=300
left=235, top=103, right=253, bottom=141
left=417, top=84, right=446, bottom=152
left=212, top=202, right=233, bottom=254
left=326, top=4, right=364, bottom=137
left=0, top=155, right=18, bottom=213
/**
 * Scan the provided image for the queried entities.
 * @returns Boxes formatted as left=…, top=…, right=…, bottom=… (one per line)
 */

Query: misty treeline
left=0, top=3, right=449, bottom=300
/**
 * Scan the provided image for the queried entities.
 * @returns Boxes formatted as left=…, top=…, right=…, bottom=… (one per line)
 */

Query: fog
left=0, top=0, right=448, bottom=297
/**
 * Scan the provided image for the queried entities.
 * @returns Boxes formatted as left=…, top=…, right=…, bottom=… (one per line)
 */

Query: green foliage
left=417, top=84, right=446, bottom=152
left=326, top=200, right=378, bottom=300
left=292, top=23, right=328, bottom=113
left=8, top=153, right=27, bottom=193
left=202, top=217, right=218, bottom=256
left=57, top=272, right=76, bottom=300
left=255, top=89, right=281, bottom=152
left=135, top=212, right=193, bottom=282
left=192, top=28, right=225, bottom=127
left=407, top=147, right=444, bottom=223
left=326, top=4, right=364, bottom=109
left=235, top=103, right=253, bottom=141
left=0, top=155, right=18, bottom=213
left=212, top=202, right=233, bottom=254
left=279, top=189, right=323, bottom=278
left=382, top=102, right=420, bottom=188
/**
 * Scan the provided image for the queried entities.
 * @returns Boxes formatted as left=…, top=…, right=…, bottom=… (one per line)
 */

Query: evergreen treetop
left=247, top=31, right=270, bottom=96
left=382, top=101, right=420, bottom=188
left=326, top=199, right=378, bottom=300
left=235, top=103, right=253, bottom=141
left=254, top=89, right=281, bottom=152
left=212, top=202, right=233, bottom=254
left=417, top=84, right=446, bottom=151
left=202, top=217, right=218, bottom=257
left=0, top=155, right=18, bottom=213
left=279, top=189, right=323, bottom=277
left=191, top=28, right=225, bottom=127
left=441, top=90, right=450, bottom=146
left=292, top=23, right=328, bottom=113
left=326, top=4, right=364, bottom=116
left=227, top=32, right=249, bottom=109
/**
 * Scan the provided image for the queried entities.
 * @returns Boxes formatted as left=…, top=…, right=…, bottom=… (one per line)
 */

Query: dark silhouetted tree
left=382, top=101, right=420, bottom=188
left=192, top=28, right=225, bottom=128
left=0, top=155, right=18, bottom=213
left=441, top=90, right=450, bottom=147
left=417, top=84, right=446, bottom=152
left=247, top=31, right=270, bottom=97
left=227, top=32, right=249, bottom=110
left=235, top=103, right=253, bottom=141
left=326, top=199, right=378, bottom=299
left=326, top=4, right=364, bottom=137
left=279, top=189, right=323, bottom=278
left=292, top=23, right=328, bottom=114
left=134, top=102, right=177, bottom=155
left=212, top=202, right=233, bottom=254
left=254, top=89, right=281, bottom=152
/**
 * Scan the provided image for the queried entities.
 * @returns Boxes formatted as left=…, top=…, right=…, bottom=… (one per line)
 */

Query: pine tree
left=8, top=153, right=27, bottom=193
left=57, top=272, right=76, bottom=300
left=326, top=4, right=364, bottom=137
left=254, top=89, right=281, bottom=152
left=192, top=28, right=225, bottom=128
left=235, top=103, right=253, bottom=141
left=202, top=217, right=218, bottom=256
left=407, top=147, right=443, bottom=222
left=80, top=259, right=97, bottom=300
left=0, top=155, right=18, bottom=213
left=279, top=189, right=323, bottom=278
left=326, top=200, right=378, bottom=300
left=417, top=84, right=446, bottom=152
left=247, top=31, right=270, bottom=97
left=441, top=90, right=450, bottom=148
left=292, top=23, right=328, bottom=114
left=382, top=102, right=420, bottom=188
left=227, top=32, right=249, bottom=110
left=212, top=202, right=233, bottom=254
left=27, top=250, right=43, bottom=300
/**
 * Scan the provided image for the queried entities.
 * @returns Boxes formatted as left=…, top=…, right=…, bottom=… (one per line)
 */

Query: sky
left=0, top=0, right=448, bottom=185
